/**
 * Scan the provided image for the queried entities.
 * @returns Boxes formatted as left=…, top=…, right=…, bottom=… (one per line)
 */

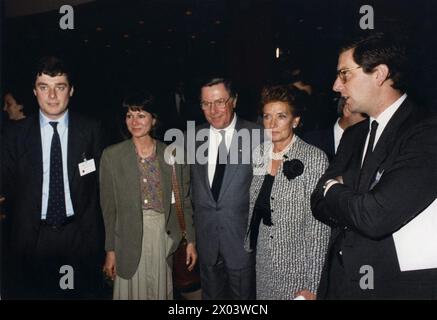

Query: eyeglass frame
left=200, top=96, right=233, bottom=110
left=336, top=66, right=362, bottom=83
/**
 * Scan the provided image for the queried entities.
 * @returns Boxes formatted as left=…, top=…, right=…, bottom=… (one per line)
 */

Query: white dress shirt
left=207, top=113, right=237, bottom=187
left=333, top=118, right=344, bottom=154
left=361, top=93, right=407, bottom=165
left=40, top=110, right=74, bottom=219
left=324, top=93, right=407, bottom=196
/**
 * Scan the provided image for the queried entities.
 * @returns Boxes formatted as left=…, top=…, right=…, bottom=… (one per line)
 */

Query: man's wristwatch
left=322, top=179, right=339, bottom=196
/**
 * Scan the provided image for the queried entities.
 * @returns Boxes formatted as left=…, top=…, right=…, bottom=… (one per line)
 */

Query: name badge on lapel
left=78, top=158, right=96, bottom=176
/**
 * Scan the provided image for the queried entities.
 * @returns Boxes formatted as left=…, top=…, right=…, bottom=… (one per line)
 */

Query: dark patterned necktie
left=362, top=120, right=379, bottom=168
left=46, top=122, right=66, bottom=226
left=211, top=130, right=227, bottom=202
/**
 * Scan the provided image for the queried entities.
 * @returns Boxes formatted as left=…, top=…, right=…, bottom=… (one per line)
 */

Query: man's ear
left=33, top=88, right=37, bottom=97
left=69, top=86, right=75, bottom=97
left=374, top=64, right=390, bottom=86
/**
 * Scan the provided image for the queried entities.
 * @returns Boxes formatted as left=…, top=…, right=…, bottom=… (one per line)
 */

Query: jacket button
left=166, top=230, right=171, bottom=235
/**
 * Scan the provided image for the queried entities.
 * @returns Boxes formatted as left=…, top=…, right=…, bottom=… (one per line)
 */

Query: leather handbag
left=171, top=165, right=201, bottom=292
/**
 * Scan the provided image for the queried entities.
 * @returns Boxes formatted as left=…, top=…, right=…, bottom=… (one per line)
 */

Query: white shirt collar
left=368, top=93, right=407, bottom=150
left=333, top=118, right=344, bottom=153
left=39, top=109, right=69, bottom=128
left=370, top=93, right=407, bottom=131
left=210, top=113, right=237, bottom=135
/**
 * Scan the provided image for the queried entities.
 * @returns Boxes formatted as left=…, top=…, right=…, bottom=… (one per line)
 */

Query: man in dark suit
left=160, top=80, right=204, bottom=133
left=190, top=77, right=262, bottom=299
left=302, top=99, right=366, bottom=161
left=2, top=56, right=105, bottom=299
left=311, top=33, right=437, bottom=299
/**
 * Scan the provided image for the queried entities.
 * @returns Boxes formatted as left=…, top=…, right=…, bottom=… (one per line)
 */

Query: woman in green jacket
left=100, top=91, right=196, bottom=300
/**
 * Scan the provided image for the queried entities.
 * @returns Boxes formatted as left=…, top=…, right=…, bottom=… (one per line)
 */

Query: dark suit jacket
left=311, top=98, right=437, bottom=299
left=190, top=117, right=263, bottom=269
left=159, top=91, right=204, bottom=133
left=302, top=126, right=335, bottom=161
left=2, top=112, right=105, bottom=265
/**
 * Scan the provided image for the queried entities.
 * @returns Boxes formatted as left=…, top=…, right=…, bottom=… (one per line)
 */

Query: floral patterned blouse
left=137, top=153, right=164, bottom=212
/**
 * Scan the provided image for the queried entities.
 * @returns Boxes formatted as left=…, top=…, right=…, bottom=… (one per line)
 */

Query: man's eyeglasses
left=200, top=96, right=232, bottom=110
left=336, top=66, right=361, bottom=83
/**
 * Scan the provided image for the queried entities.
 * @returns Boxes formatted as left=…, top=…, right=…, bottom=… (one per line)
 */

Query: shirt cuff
left=323, top=179, right=340, bottom=197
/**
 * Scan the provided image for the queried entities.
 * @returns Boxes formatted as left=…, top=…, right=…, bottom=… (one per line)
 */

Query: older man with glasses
left=189, top=77, right=262, bottom=300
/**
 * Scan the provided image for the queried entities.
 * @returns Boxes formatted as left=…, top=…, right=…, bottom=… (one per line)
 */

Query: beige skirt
left=113, top=210, right=173, bottom=300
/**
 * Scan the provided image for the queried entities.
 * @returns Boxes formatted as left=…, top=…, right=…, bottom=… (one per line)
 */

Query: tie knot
left=49, top=122, right=59, bottom=131
left=370, top=120, right=379, bottom=132
left=218, top=130, right=227, bottom=148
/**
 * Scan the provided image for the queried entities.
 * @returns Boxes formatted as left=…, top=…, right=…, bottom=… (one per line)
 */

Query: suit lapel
left=218, top=118, right=243, bottom=200
left=327, top=128, right=335, bottom=159
left=195, top=125, right=215, bottom=201
left=338, top=120, right=369, bottom=190
left=121, top=140, right=142, bottom=218
left=27, top=116, right=44, bottom=219
left=358, top=100, right=413, bottom=192
left=156, top=141, right=172, bottom=221
left=67, top=112, right=87, bottom=202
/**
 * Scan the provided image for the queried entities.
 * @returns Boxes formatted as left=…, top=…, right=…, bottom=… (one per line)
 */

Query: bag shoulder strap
left=171, top=164, right=186, bottom=237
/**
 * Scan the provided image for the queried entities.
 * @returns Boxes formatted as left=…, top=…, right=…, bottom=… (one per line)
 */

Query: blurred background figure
left=158, top=78, right=206, bottom=135
left=302, top=97, right=366, bottom=161
left=269, top=61, right=338, bottom=135
left=3, top=88, right=27, bottom=121
left=161, top=79, right=189, bottom=132
left=0, top=196, right=3, bottom=299
left=246, top=84, right=330, bottom=300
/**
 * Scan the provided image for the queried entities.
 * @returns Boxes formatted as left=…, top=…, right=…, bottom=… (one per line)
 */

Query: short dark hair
left=122, top=91, right=157, bottom=115
left=261, top=84, right=305, bottom=118
left=341, top=33, right=409, bottom=92
left=200, top=77, right=237, bottom=98
left=34, top=56, right=74, bottom=86
left=122, top=91, right=159, bottom=138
